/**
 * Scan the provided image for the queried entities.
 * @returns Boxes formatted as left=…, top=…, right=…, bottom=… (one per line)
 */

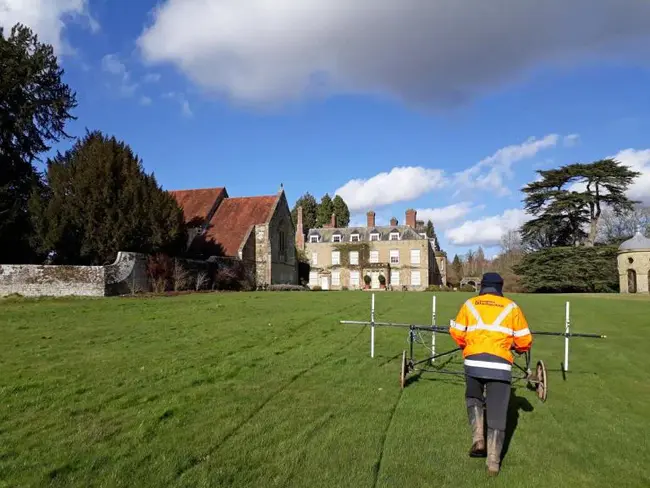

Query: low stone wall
left=0, top=264, right=105, bottom=297
left=0, top=252, right=151, bottom=298
left=0, top=251, right=252, bottom=298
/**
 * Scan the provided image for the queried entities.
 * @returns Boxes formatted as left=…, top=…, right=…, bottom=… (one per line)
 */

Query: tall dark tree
left=425, top=220, right=441, bottom=251
left=316, top=193, right=334, bottom=227
left=291, top=192, right=318, bottom=234
left=475, top=246, right=487, bottom=275
left=332, top=194, right=350, bottom=227
left=0, top=23, right=77, bottom=263
left=29, top=130, right=186, bottom=265
left=451, top=254, right=463, bottom=280
left=521, top=159, right=641, bottom=248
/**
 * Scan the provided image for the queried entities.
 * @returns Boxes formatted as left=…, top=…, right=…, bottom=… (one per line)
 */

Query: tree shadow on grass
left=502, top=388, right=534, bottom=461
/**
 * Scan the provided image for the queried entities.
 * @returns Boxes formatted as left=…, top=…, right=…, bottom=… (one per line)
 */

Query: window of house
left=349, top=251, right=359, bottom=265
left=279, top=231, right=286, bottom=252
left=390, top=249, right=399, bottom=264
left=410, top=249, right=421, bottom=265
left=309, top=271, right=318, bottom=286
left=391, top=270, right=400, bottom=286
left=332, top=234, right=342, bottom=242
left=389, top=232, right=400, bottom=241
left=350, top=271, right=360, bottom=287
left=309, top=235, right=319, bottom=243
left=369, top=250, right=379, bottom=263
left=331, top=251, right=340, bottom=265
left=369, top=233, right=380, bottom=241
left=350, top=234, right=360, bottom=242
left=311, top=252, right=318, bottom=265
left=411, top=270, right=421, bottom=286
left=332, top=271, right=340, bottom=286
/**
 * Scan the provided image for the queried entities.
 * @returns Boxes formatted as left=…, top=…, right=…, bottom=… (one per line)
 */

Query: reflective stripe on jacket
left=449, top=294, right=532, bottom=382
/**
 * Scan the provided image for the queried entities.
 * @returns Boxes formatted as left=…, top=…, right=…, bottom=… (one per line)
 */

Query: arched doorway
left=627, top=269, right=637, bottom=293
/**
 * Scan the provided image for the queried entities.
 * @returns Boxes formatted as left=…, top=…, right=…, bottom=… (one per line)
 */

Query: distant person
left=449, top=272, right=532, bottom=476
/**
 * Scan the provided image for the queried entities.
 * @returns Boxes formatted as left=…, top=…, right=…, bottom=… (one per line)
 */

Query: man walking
left=449, top=272, right=532, bottom=476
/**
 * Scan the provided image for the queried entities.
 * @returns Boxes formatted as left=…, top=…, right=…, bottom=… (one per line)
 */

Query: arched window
left=627, top=269, right=637, bottom=293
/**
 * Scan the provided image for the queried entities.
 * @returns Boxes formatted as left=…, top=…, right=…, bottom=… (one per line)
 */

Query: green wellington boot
left=467, top=405, right=486, bottom=457
left=486, top=428, right=505, bottom=476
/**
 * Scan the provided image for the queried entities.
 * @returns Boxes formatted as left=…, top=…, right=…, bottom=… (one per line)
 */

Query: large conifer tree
left=29, top=130, right=186, bottom=265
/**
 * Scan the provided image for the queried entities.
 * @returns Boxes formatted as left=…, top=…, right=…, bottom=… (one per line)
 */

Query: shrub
left=512, top=245, right=619, bottom=293
left=195, top=270, right=210, bottom=291
left=146, top=253, right=174, bottom=293
left=378, top=274, right=386, bottom=285
left=363, top=275, right=371, bottom=285
left=426, top=285, right=452, bottom=292
left=267, top=284, right=307, bottom=291
left=213, top=260, right=252, bottom=291
left=311, top=285, right=322, bottom=291
left=341, top=286, right=349, bottom=291
left=459, top=285, right=476, bottom=292
left=172, top=260, right=191, bottom=291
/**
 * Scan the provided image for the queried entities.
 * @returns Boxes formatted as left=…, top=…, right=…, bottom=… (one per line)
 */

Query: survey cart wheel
left=536, top=360, right=547, bottom=402
left=400, top=350, right=407, bottom=389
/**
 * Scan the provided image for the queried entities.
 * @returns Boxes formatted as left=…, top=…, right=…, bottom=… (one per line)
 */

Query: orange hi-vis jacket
left=450, top=294, right=532, bottom=382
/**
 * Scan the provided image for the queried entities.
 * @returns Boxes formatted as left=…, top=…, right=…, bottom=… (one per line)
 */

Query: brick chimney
left=295, top=205, right=305, bottom=250
left=405, top=209, right=417, bottom=228
left=367, top=210, right=376, bottom=228
left=330, top=212, right=337, bottom=228
left=390, top=217, right=398, bottom=226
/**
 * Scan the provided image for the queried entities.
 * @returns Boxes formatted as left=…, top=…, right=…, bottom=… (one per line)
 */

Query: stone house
left=617, top=228, right=650, bottom=294
left=296, top=208, right=447, bottom=290
left=169, top=186, right=297, bottom=286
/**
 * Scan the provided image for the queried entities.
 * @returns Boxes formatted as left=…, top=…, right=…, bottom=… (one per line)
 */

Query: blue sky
left=2, top=0, right=650, bottom=258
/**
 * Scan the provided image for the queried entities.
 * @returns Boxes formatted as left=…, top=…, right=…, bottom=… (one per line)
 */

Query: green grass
left=1, top=291, right=649, bottom=487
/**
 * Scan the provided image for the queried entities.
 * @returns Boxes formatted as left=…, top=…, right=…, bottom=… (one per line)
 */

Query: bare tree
left=597, top=206, right=650, bottom=245
left=173, top=259, right=191, bottom=291
left=500, top=229, right=524, bottom=255
left=195, top=270, right=209, bottom=291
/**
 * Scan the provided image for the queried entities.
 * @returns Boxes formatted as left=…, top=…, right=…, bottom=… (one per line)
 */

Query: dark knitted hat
left=479, top=272, right=504, bottom=296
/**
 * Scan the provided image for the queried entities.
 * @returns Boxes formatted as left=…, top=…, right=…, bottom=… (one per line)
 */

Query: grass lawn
left=1, top=291, right=648, bottom=487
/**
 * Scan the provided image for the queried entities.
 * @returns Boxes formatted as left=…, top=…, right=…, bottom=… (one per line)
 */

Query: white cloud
left=163, top=91, right=193, bottom=117
left=445, top=208, right=532, bottom=247
left=333, top=133, right=566, bottom=213
left=334, top=166, right=446, bottom=213
left=0, top=0, right=97, bottom=55
left=143, top=73, right=161, bottom=83
left=140, top=96, right=152, bottom=106
left=563, top=134, right=580, bottom=147
left=454, top=134, right=560, bottom=196
left=136, top=1, right=650, bottom=107
left=415, top=202, right=479, bottom=229
left=101, top=53, right=138, bottom=97
left=181, top=99, right=193, bottom=117
left=612, top=148, right=650, bottom=205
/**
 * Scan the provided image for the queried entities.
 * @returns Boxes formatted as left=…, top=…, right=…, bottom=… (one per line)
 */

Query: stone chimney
left=390, top=217, right=398, bottom=226
left=330, top=213, right=337, bottom=228
left=367, top=210, right=376, bottom=228
left=295, top=205, right=305, bottom=250
left=406, top=209, right=417, bottom=228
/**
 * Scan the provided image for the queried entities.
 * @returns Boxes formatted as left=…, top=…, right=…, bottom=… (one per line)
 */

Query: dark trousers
left=465, top=375, right=510, bottom=431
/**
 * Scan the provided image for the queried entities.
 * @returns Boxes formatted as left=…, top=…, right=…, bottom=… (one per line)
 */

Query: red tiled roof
left=168, top=187, right=226, bottom=224
left=204, top=195, right=278, bottom=256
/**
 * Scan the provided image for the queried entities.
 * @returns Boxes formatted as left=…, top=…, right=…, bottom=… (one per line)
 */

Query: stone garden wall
left=1, top=252, right=178, bottom=298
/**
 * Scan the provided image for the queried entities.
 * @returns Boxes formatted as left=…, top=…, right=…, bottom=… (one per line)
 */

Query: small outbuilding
left=617, top=228, right=650, bottom=294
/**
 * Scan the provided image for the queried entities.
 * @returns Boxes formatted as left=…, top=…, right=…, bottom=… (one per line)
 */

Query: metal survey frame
left=340, top=294, right=606, bottom=402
